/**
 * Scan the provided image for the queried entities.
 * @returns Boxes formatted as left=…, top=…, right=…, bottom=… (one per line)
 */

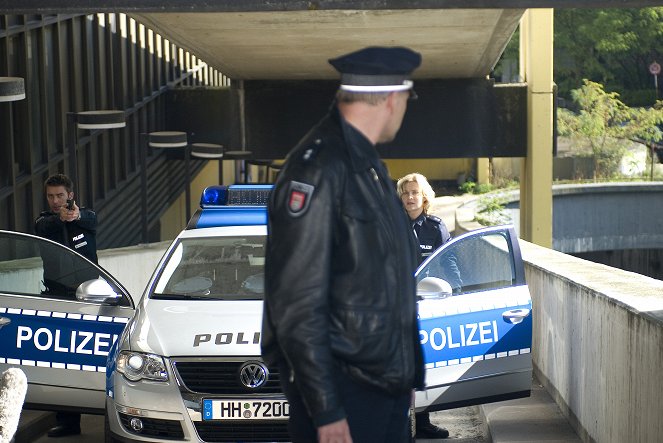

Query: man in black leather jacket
left=262, top=47, right=425, bottom=443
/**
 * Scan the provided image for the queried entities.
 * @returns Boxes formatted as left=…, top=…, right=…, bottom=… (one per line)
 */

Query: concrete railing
left=521, top=240, right=663, bottom=443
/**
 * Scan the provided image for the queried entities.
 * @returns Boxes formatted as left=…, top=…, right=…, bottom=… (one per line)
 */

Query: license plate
left=203, top=399, right=290, bottom=420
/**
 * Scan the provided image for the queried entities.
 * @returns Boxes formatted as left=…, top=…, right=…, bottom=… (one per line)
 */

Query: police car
left=0, top=184, right=531, bottom=442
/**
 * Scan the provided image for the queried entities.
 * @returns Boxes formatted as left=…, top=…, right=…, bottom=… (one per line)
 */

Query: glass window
left=417, top=232, right=515, bottom=295
left=153, top=235, right=266, bottom=301
left=0, top=232, right=125, bottom=302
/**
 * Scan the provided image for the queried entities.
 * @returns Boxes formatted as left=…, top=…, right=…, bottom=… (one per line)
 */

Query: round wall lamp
left=76, top=110, right=126, bottom=129
left=192, top=143, right=224, bottom=185
left=148, top=131, right=188, bottom=148
left=191, top=143, right=224, bottom=159
left=0, top=77, right=26, bottom=102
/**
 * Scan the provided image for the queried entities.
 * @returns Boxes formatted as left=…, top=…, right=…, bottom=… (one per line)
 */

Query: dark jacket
left=412, top=212, right=451, bottom=262
left=412, top=213, right=462, bottom=291
left=34, top=208, right=99, bottom=296
left=35, top=208, right=98, bottom=263
left=262, top=107, right=424, bottom=427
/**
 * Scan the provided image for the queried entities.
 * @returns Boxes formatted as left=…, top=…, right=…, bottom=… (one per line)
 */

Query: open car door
left=415, top=225, right=532, bottom=412
left=0, top=230, right=134, bottom=413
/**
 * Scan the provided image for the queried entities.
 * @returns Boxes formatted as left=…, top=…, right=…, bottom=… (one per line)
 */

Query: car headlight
left=116, top=351, right=168, bottom=382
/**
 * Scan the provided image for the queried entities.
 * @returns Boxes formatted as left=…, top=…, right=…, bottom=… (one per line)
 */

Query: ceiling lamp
left=0, top=77, right=25, bottom=102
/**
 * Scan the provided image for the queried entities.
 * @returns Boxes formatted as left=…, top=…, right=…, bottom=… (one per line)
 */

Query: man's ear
left=385, top=92, right=397, bottom=111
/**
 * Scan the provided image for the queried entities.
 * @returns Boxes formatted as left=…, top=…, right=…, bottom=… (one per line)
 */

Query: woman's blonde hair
left=396, top=173, right=435, bottom=214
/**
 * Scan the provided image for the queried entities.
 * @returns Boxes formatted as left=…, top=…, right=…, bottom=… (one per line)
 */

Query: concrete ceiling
left=134, top=9, right=525, bottom=81
left=4, top=0, right=658, bottom=83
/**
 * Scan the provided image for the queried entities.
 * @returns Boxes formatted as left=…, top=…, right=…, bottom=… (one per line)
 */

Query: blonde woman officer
left=397, top=172, right=452, bottom=440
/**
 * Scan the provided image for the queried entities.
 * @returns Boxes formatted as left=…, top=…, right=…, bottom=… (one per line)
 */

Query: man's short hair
left=44, top=174, right=73, bottom=193
left=335, top=90, right=390, bottom=105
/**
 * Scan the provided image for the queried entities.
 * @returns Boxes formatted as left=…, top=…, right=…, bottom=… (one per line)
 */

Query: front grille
left=174, top=361, right=282, bottom=394
left=118, top=413, right=185, bottom=439
left=194, top=420, right=290, bottom=442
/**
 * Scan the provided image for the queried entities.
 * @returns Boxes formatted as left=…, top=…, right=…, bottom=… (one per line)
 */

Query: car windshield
left=152, top=235, right=266, bottom=300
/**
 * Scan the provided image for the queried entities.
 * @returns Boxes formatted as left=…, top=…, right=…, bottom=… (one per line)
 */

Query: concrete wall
left=551, top=183, right=663, bottom=253
left=520, top=239, right=663, bottom=443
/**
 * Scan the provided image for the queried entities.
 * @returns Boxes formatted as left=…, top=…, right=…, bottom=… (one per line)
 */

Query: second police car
left=0, top=184, right=532, bottom=442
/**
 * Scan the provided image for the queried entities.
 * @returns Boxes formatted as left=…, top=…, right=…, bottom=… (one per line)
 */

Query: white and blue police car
left=0, top=184, right=532, bottom=442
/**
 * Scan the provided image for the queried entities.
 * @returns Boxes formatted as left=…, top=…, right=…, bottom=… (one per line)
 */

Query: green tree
left=558, top=80, right=663, bottom=178
left=555, top=8, right=663, bottom=104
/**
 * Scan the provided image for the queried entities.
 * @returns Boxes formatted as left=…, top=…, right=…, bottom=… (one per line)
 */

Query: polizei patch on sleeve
left=286, top=181, right=314, bottom=217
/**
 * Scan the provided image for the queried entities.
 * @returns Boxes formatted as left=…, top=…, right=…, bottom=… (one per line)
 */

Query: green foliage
left=475, top=194, right=511, bottom=227
left=458, top=181, right=476, bottom=194
left=555, top=8, right=663, bottom=103
left=492, top=177, right=520, bottom=190
left=458, top=181, right=495, bottom=195
left=557, top=80, right=663, bottom=178
left=474, top=183, right=495, bottom=194
left=619, top=89, right=660, bottom=107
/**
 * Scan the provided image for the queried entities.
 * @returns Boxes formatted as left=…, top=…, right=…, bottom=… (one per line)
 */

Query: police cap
left=329, top=46, right=422, bottom=94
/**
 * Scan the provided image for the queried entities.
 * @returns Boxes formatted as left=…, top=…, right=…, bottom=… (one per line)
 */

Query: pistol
left=66, top=199, right=74, bottom=210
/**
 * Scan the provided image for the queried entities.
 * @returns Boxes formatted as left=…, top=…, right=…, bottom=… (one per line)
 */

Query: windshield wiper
left=151, top=293, right=216, bottom=300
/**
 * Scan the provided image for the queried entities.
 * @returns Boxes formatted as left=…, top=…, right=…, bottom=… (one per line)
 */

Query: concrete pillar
left=476, top=158, right=490, bottom=185
left=519, top=9, right=554, bottom=248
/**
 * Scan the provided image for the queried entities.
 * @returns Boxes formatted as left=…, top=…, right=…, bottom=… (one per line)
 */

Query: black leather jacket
left=262, top=107, right=424, bottom=427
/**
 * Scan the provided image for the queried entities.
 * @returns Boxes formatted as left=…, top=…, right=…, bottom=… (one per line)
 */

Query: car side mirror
left=76, top=278, right=122, bottom=305
left=417, top=277, right=453, bottom=300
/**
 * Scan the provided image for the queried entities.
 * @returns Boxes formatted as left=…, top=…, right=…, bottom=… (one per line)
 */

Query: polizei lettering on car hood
left=130, top=299, right=263, bottom=357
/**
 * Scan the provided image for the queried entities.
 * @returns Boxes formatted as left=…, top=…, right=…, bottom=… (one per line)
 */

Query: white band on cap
left=340, top=80, right=413, bottom=93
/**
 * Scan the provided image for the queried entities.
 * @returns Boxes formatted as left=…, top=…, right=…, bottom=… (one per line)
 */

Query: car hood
left=128, top=299, right=264, bottom=357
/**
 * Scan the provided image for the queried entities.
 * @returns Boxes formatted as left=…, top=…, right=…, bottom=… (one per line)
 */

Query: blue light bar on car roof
left=189, top=184, right=273, bottom=229
left=200, top=184, right=273, bottom=207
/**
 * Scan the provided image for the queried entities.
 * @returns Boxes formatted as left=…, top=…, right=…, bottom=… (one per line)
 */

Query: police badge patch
left=286, top=181, right=314, bottom=217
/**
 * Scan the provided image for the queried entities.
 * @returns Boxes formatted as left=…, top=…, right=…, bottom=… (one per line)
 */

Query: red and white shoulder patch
left=286, top=181, right=315, bottom=217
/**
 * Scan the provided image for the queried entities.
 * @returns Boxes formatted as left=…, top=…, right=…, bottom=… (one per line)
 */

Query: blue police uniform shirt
left=412, top=212, right=451, bottom=264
